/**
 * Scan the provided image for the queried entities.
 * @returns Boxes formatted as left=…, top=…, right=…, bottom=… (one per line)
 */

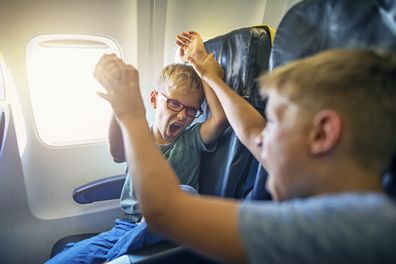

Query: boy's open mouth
left=169, top=123, right=182, bottom=136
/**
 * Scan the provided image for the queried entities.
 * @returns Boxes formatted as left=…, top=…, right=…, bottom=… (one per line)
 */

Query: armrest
left=108, top=241, right=220, bottom=264
left=73, top=174, right=126, bottom=204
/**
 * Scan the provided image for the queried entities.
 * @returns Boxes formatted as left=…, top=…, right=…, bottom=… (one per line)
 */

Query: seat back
left=199, top=26, right=272, bottom=200
left=269, top=0, right=396, bottom=195
left=270, top=0, right=396, bottom=69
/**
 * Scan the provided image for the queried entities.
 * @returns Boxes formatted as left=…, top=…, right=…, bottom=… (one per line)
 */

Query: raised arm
left=108, top=115, right=125, bottom=162
left=200, top=67, right=228, bottom=145
left=177, top=32, right=228, bottom=145
left=94, top=54, right=246, bottom=263
left=177, top=32, right=266, bottom=162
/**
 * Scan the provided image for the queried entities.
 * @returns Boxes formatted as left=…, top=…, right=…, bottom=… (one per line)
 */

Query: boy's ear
left=149, top=90, right=157, bottom=109
left=308, top=110, right=342, bottom=155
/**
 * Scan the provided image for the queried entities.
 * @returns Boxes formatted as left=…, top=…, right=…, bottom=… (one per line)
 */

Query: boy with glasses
left=114, top=60, right=227, bottom=223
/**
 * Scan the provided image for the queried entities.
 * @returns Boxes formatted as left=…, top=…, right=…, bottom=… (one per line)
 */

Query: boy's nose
left=176, top=109, right=187, bottom=120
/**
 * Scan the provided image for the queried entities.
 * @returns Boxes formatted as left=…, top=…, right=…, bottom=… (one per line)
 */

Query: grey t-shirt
left=120, top=122, right=215, bottom=214
left=239, top=193, right=396, bottom=264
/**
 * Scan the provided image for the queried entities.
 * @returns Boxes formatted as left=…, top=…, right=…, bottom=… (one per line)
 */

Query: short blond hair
left=157, top=63, right=204, bottom=103
left=260, top=49, right=396, bottom=174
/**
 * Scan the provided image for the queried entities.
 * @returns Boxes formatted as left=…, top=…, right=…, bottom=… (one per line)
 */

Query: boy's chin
left=164, top=131, right=181, bottom=142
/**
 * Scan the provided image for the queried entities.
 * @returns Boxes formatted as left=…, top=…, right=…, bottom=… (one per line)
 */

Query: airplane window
left=26, top=35, right=121, bottom=146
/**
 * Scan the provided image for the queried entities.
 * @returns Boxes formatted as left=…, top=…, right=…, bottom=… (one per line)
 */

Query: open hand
left=176, top=31, right=207, bottom=62
left=94, top=54, right=145, bottom=120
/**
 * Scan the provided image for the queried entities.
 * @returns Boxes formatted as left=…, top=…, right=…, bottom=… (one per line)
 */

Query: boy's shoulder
left=241, top=192, right=396, bottom=225
left=181, top=122, right=202, bottom=137
left=239, top=193, right=396, bottom=263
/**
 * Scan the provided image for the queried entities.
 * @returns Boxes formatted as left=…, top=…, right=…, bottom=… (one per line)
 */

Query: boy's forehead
left=266, top=91, right=286, bottom=109
left=266, top=91, right=294, bottom=117
left=164, top=86, right=202, bottom=106
left=165, top=86, right=197, bottom=97
left=166, top=83, right=198, bottom=95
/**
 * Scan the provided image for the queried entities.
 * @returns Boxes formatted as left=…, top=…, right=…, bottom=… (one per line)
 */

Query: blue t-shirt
left=239, top=193, right=396, bottom=264
left=120, top=122, right=215, bottom=214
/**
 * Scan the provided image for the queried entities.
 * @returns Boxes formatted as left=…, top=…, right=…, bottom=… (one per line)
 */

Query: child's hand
left=94, top=54, right=146, bottom=120
left=188, top=53, right=224, bottom=80
left=176, top=31, right=207, bottom=62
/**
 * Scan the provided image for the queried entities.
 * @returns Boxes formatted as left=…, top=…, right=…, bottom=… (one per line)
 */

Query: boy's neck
left=313, top=163, right=383, bottom=196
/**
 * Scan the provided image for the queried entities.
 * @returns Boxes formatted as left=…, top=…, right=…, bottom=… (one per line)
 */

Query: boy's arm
left=200, top=58, right=228, bottom=145
left=177, top=32, right=228, bottom=145
left=177, top=32, right=266, bottom=162
left=94, top=54, right=247, bottom=263
left=120, top=116, right=245, bottom=263
left=189, top=56, right=266, bottom=162
left=108, top=115, right=126, bottom=162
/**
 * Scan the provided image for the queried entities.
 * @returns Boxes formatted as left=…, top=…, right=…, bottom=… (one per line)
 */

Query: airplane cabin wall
left=0, top=0, right=137, bottom=262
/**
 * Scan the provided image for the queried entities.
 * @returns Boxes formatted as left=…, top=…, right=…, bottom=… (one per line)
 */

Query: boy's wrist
left=117, top=112, right=146, bottom=126
left=194, top=50, right=208, bottom=62
left=202, top=71, right=220, bottom=83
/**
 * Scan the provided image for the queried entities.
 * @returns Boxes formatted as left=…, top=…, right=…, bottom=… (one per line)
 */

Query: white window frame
left=25, top=34, right=122, bottom=147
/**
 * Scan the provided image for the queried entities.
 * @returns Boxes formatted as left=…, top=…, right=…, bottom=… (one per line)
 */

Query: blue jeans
left=46, top=219, right=164, bottom=263
left=46, top=185, right=198, bottom=263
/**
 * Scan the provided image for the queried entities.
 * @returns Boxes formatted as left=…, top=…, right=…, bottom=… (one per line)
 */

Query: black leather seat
left=270, top=0, right=396, bottom=69
left=199, top=25, right=272, bottom=200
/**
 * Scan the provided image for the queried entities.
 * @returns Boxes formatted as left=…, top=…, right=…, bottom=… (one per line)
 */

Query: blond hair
left=157, top=63, right=204, bottom=102
left=260, top=49, right=396, bottom=174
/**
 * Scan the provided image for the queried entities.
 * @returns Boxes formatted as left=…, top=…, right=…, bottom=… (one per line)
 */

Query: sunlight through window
left=26, top=35, right=121, bottom=146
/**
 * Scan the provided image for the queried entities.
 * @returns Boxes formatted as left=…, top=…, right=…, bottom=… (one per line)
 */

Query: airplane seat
left=199, top=25, right=272, bottom=200
left=51, top=26, right=274, bottom=262
left=71, top=26, right=274, bottom=205
left=270, top=0, right=396, bottom=69
left=269, top=0, right=396, bottom=196
left=245, top=165, right=272, bottom=200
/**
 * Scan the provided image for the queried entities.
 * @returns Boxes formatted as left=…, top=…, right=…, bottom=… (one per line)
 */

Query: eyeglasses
left=156, top=91, right=203, bottom=118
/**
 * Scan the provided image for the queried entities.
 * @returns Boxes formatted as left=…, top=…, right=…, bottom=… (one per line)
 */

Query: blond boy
left=109, top=62, right=226, bottom=219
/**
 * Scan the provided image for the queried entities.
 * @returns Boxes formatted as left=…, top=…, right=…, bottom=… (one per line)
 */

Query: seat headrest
left=204, top=26, right=272, bottom=110
left=270, top=0, right=396, bottom=69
